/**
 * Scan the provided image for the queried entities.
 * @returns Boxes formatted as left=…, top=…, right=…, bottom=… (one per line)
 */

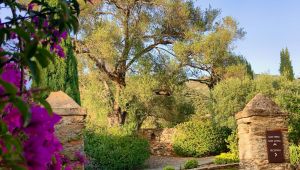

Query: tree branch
left=87, top=54, right=117, bottom=81
left=155, top=47, right=176, bottom=57
left=186, top=63, right=211, bottom=72
left=126, top=40, right=173, bottom=69
left=118, top=7, right=131, bottom=70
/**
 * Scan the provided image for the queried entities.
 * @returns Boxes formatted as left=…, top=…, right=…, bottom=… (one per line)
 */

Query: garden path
left=143, top=156, right=214, bottom=170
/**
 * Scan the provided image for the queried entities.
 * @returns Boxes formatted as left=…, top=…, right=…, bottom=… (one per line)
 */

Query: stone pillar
left=236, top=94, right=291, bottom=170
left=46, top=91, right=86, bottom=169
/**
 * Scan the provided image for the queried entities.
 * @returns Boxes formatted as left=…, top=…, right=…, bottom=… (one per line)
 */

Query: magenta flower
left=53, top=30, right=60, bottom=37
left=52, top=153, right=62, bottom=170
left=50, top=43, right=65, bottom=58
left=23, top=105, right=62, bottom=170
left=60, top=31, right=68, bottom=40
left=64, top=165, right=72, bottom=170
left=10, top=32, right=17, bottom=39
left=2, top=104, right=64, bottom=170
left=32, top=16, right=39, bottom=25
left=3, top=107, right=22, bottom=132
left=28, top=3, right=35, bottom=11
left=75, top=151, right=88, bottom=164
left=57, top=49, right=65, bottom=58
left=1, top=63, right=22, bottom=90
left=43, top=20, right=49, bottom=28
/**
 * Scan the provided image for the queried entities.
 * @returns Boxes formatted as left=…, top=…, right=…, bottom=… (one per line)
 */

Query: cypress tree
left=234, top=55, right=254, bottom=79
left=33, top=38, right=81, bottom=104
left=279, top=48, right=294, bottom=81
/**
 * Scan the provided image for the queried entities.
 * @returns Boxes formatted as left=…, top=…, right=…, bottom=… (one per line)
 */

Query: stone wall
left=47, top=91, right=86, bottom=169
left=54, top=113, right=86, bottom=159
left=236, top=93, right=291, bottom=170
left=138, top=128, right=176, bottom=156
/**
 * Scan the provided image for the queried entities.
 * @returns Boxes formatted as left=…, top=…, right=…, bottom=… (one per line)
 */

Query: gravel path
left=143, top=156, right=214, bottom=170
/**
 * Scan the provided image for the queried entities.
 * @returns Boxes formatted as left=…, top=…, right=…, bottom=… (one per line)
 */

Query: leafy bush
left=173, top=121, right=231, bottom=157
left=254, top=74, right=280, bottom=98
left=275, top=80, right=300, bottom=144
left=290, top=144, right=300, bottom=166
left=163, top=165, right=175, bottom=170
left=85, top=132, right=150, bottom=170
left=212, top=78, right=254, bottom=129
left=184, top=159, right=198, bottom=169
left=226, top=130, right=238, bottom=156
left=214, top=153, right=239, bottom=164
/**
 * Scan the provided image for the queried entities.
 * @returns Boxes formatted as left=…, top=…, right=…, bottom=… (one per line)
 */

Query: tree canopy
left=76, top=0, right=247, bottom=126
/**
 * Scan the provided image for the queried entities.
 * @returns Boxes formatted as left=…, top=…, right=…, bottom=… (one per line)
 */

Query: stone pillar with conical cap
left=236, top=93, right=291, bottom=170
left=46, top=91, right=86, bottom=169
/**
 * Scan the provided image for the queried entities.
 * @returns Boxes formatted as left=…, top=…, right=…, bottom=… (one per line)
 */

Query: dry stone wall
left=138, top=128, right=176, bottom=156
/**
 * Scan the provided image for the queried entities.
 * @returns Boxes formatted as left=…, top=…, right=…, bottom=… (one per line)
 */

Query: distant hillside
left=185, top=81, right=210, bottom=95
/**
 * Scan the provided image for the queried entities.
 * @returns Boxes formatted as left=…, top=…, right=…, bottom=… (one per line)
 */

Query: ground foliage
left=84, top=129, right=150, bottom=170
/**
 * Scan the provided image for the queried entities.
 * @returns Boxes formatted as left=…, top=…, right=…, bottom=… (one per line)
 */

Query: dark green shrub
left=85, top=132, right=150, bottom=170
left=163, top=165, right=175, bottom=170
left=184, top=159, right=198, bottom=169
left=173, top=121, right=231, bottom=157
left=214, top=153, right=239, bottom=164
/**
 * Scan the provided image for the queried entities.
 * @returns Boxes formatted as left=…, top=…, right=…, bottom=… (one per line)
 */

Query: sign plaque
left=266, top=130, right=284, bottom=163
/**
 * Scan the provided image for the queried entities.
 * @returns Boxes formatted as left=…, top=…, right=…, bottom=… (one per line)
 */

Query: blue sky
left=196, top=0, right=300, bottom=76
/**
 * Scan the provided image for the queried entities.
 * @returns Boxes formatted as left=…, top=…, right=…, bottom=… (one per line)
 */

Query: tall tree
left=33, top=39, right=81, bottom=104
left=279, top=48, right=294, bottom=81
left=76, top=0, right=243, bottom=126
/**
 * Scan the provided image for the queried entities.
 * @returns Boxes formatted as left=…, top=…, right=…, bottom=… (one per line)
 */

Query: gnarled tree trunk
left=107, top=80, right=127, bottom=127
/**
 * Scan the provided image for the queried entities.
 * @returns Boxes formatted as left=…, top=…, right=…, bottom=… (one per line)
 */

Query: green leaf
left=72, top=0, right=81, bottom=16
left=35, top=53, right=49, bottom=68
left=0, top=78, right=17, bottom=95
left=39, top=99, right=53, bottom=115
left=13, top=28, right=30, bottom=43
left=70, top=16, right=79, bottom=33
left=0, top=28, right=10, bottom=44
left=10, top=165, right=27, bottom=170
left=23, top=21, right=35, bottom=33
left=0, top=51, right=12, bottom=57
left=28, top=60, right=41, bottom=84
left=0, top=121, right=8, bottom=135
left=0, top=103, right=5, bottom=113
left=24, top=40, right=38, bottom=60
left=35, top=47, right=54, bottom=67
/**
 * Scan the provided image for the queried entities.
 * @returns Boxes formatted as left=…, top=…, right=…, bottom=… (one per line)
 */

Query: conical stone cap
left=235, top=93, right=288, bottom=120
left=46, top=91, right=86, bottom=116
